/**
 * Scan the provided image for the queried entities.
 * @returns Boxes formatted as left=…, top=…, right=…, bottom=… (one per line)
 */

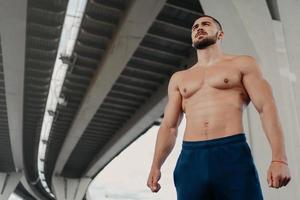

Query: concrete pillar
left=52, top=176, right=92, bottom=200
left=271, top=20, right=300, bottom=199
left=0, top=172, right=22, bottom=200
left=277, top=0, right=300, bottom=115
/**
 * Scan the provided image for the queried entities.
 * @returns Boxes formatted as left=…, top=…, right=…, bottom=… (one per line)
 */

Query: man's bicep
left=242, top=57, right=276, bottom=113
left=161, top=73, right=183, bottom=129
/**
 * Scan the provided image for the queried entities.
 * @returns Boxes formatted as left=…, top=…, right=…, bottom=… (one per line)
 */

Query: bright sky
left=8, top=194, right=22, bottom=200
left=87, top=115, right=186, bottom=200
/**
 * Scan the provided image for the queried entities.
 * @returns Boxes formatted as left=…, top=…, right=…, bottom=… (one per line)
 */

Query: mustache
left=195, top=31, right=207, bottom=38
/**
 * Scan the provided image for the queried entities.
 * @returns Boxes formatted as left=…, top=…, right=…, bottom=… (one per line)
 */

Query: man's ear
left=218, top=31, right=224, bottom=40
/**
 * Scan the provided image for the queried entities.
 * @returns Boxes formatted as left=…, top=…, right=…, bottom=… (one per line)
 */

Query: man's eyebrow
left=201, top=21, right=211, bottom=24
left=192, top=21, right=212, bottom=29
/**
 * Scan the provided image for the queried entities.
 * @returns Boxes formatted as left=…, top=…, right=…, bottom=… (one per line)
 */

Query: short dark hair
left=195, top=14, right=223, bottom=31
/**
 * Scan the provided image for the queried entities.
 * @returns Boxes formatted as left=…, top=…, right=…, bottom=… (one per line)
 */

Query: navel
left=224, top=78, right=229, bottom=83
left=183, top=88, right=187, bottom=93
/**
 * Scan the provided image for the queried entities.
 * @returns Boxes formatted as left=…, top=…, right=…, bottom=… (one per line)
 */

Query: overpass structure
left=0, top=0, right=299, bottom=199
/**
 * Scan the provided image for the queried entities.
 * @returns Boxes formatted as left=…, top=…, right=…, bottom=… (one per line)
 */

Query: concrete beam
left=0, top=0, right=27, bottom=171
left=54, top=0, right=167, bottom=174
left=0, top=172, right=22, bottom=200
left=20, top=177, right=43, bottom=200
left=52, top=176, right=91, bottom=200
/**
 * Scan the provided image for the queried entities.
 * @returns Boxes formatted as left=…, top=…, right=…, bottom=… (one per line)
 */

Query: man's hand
left=147, top=167, right=161, bottom=193
left=267, top=162, right=291, bottom=188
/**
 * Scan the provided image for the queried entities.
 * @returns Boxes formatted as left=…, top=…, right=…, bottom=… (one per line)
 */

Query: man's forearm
left=259, top=102, right=287, bottom=161
left=151, top=124, right=178, bottom=170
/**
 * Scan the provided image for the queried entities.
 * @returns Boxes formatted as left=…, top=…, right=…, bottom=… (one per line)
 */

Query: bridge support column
left=52, top=176, right=92, bottom=200
left=0, top=172, right=22, bottom=200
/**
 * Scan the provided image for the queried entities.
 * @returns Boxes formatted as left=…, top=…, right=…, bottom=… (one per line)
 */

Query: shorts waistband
left=182, top=133, right=246, bottom=149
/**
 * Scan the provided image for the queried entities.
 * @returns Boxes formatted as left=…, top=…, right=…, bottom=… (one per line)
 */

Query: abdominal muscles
left=182, top=87, right=246, bottom=141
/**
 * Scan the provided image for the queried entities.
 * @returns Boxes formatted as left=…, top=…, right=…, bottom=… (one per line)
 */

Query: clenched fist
left=147, top=167, right=161, bottom=193
left=267, top=161, right=291, bottom=188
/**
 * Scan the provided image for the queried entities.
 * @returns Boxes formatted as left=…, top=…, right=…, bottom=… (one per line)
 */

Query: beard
left=192, top=32, right=218, bottom=49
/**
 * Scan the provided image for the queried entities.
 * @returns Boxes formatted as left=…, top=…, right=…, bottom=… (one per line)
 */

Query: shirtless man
left=146, top=15, right=291, bottom=199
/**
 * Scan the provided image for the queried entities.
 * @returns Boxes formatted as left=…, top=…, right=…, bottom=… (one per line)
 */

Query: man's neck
left=196, top=44, right=224, bottom=67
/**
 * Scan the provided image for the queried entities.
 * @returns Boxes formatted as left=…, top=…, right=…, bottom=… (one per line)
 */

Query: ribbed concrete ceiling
left=45, top=0, right=131, bottom=184
left=62, top=0, right=202, bottom=178
left=44, top=0, right=203, bottom=187
left=22, top=0, right=68, bottom=199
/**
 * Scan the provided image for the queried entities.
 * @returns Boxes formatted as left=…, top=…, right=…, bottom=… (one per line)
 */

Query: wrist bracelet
left=271, top=160, right=288, bottom=166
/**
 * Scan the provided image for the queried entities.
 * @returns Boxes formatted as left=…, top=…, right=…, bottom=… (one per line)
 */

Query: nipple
left=183, top=88, right=187, bottom=93
left=240, top=92, right=246, bottom=100
left=224, top=78, right=229, bottom=83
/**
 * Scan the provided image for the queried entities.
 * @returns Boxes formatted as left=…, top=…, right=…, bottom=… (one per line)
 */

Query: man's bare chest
left=178, top=65, right=244, bottom=99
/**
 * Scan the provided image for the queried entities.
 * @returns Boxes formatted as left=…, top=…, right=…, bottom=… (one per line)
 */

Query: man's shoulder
left=169, top=70, right=183, bottom=85
left=230, top=54, right=259, bottom=74
left=231, top=54, right=257, bottom=64
left=171, top=69, right=187, bottom=81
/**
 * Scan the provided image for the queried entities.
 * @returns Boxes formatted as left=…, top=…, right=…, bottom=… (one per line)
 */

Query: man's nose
left=197, top=28, right=204, bottom=33
left=196, top=28, right=204, bottom=33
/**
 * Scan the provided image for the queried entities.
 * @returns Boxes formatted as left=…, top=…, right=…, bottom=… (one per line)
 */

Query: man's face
left=191, top=17, right=222, bottom=49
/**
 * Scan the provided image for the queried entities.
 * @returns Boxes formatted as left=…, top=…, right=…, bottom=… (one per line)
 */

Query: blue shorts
left=173, top=133, right=263, bottom=200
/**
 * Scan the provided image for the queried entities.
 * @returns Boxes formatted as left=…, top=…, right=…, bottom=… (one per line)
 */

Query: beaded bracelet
left=271, top=160, right=288, bottom=166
